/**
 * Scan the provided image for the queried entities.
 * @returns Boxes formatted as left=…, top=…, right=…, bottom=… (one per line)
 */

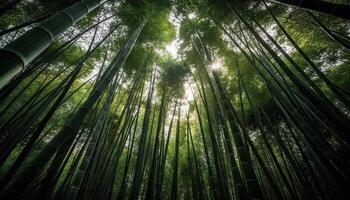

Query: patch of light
left=175, top=80, right=194, bottom=115
left=188, top=12, right=197, bottom=20
left=163, top=8, right=182, bottom=59
left=180, top=101, right=190, bottom=116
left=166, top=40, right=180, bottom=58
left=265, top=24, right=293, bottom=54
left=184, top=81, right=194, bottom=102
left=209, top=59, right=224, bottom=71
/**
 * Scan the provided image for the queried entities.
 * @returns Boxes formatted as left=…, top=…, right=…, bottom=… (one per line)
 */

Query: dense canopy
left=0, top=0, right=349, bottom=199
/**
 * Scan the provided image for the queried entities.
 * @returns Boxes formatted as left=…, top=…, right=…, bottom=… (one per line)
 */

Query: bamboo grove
left=0, top=0, right=349, bottom=199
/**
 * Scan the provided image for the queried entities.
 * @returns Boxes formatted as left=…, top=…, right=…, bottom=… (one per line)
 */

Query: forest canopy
left=0, top=0, right=349, bottom=199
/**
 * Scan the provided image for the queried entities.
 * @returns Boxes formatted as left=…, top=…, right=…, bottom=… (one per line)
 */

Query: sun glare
left=166, top=40, right=179, bottom=58
left=163, top=9, right=182, bottom=59
left=209, top=59, right=223, bottom=71
left=188, top=12, right=197, bottom=20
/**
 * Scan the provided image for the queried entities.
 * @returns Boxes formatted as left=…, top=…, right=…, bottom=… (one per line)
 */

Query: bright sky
left=165, top=9, right=182, bottom=59
left=209, top=59, right=224, bottom=71
left=166, top=40, right=180, bottom=58
left=180, top=81, right=195, bottom=115
left=188, top=12, right=197, bottom=20
left=165, top=12, right=197, bottom=58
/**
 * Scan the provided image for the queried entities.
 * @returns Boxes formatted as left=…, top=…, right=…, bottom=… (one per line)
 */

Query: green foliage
left=160, top=60, right=190, bottom=97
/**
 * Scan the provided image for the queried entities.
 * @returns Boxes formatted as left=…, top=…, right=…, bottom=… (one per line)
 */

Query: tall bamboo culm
left=0, top=0, right=107, bottom=89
